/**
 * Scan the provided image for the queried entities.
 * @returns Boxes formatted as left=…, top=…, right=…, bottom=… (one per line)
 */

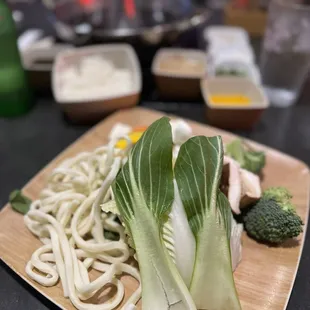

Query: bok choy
left=174, top=136, right=241, bottom=310
left=113, top=117, right=196, bottom=310
left=163, top=180, right=196, bottom=287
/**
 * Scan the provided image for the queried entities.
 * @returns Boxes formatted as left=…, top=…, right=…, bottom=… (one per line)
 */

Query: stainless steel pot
left=44, top=0, right=209, bottom=45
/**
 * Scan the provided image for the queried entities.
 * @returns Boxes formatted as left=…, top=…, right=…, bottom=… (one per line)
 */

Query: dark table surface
left=1, top=96, right=310, bottom=310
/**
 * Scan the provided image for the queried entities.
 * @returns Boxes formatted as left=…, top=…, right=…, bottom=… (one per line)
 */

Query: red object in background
left=79, top=0, right=94, bottom=8
left=124, top=0, right=136, bottom=19
left=233, top=0, right=249, bottom=9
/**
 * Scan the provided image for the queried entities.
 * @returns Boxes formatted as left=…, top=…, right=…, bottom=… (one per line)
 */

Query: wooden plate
left=0, top=107, right=309, bottom=310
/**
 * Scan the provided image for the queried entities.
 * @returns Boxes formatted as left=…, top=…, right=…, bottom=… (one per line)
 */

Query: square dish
left=152, top=48, right=206, bottom=99
left=0, top=107, right=308, bottom=310
left=202, top=77, right=269, bottom=129
left=52, top=44, right=142, bottom=122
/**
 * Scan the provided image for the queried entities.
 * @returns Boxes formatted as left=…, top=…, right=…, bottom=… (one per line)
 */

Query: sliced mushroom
left=239, top=168, right=261, bottom=208
left=221, top=156, right=262, bottom=214
left=223, top=156, right=242, bottom=214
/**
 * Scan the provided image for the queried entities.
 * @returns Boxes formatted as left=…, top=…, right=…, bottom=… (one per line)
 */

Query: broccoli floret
left=226, top=139, right=265, bottom=174
left=244, top=151, right=265, bottom=174
left=243, top=198, right=303, bottom=244
left=263, top=187, right=294, bottom=212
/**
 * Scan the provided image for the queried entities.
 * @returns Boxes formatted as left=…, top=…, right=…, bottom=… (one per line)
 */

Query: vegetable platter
left=0, top=107, right=309, bottom=310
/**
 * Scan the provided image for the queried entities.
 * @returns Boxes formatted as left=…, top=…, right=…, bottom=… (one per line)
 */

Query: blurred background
left=3, top=0, right=310, bottom=118
left=3, top=0, right=310, bottom=117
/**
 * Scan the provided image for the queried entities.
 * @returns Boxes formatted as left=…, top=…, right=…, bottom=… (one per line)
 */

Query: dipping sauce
left=209, top=94, right=251, bottom=106
left=158, top=54, right=205, bottom=76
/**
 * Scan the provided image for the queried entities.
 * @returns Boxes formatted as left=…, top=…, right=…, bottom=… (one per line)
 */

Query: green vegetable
left=101, top=200, right=120, bottom=215
left=113, top=117, right=196, bottom=310
left=226, top=138, right=265, bottom=174
left=101, top=201, right=136, bottom=249
left=216, top=68, right=246, bottom=77
left=104, top=230, right=119, bottom=241
left=243, top=196, right=303, bottom=244
left=263, top=187, right=294, bottom=212
left=175, top=135, right=241, bottom=310
left=9, top=189, right=32, bottom=214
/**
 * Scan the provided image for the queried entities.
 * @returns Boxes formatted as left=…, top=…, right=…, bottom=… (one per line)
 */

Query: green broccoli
left=226, top=139, right=265, bottom=174
left=263, top=187, right=294, bottom=212
left=243, top=188, right=303, bottom=244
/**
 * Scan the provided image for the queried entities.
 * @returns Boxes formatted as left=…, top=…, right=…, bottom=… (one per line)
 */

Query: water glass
left=260, top=0, right=310, bottom=107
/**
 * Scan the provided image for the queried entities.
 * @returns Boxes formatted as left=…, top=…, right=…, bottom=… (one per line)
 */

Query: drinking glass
left=260, top=0, right=310, bottom=107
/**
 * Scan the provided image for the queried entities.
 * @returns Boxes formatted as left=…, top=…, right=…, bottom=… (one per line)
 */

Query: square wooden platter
left=0, top=107, right=309, bottom=310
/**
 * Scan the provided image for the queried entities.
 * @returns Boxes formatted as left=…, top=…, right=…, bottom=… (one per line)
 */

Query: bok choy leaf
left=175, top=136, right=241, bottom=310
left=113, top=117, right=196, bottom=310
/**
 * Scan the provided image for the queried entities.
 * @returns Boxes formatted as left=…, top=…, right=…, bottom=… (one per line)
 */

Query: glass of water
left=260, top=0, right=310, bottom=107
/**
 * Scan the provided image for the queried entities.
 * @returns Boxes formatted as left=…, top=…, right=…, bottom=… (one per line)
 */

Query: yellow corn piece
left=210, top=94, right=251, bottom=106
left=116, top=139, right=128, bottom=150
left=115, top=127, right=147, bottom=150
left=129, top=131, right=144, bottom=144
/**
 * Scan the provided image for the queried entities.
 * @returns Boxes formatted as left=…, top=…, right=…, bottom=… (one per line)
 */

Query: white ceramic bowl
left=52, top=44, right=142, bottom=122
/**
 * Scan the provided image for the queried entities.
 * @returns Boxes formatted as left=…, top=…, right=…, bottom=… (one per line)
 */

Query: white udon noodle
left=24, top=137, right=141, bottom=310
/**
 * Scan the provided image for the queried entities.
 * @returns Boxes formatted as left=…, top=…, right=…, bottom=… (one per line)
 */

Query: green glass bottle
left=0, top=0, right=32, bottom=116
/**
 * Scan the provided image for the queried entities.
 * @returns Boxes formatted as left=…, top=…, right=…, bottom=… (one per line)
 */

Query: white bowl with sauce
left=201, top=77, right=269, bottom=129
left=152, top=48, right=207, bottom=99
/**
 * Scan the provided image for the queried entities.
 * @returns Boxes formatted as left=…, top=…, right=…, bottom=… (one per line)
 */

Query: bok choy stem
left=167, top=180, right=196, bottom=287
left=113, top=117, right=196, bottom=310
left=175, top=136, right=241, bottom=310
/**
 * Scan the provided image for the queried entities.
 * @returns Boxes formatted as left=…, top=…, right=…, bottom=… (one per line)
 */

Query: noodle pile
left=24, top=127, right=141, bottom=310
left=23, top=120, right=192, bottom=310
